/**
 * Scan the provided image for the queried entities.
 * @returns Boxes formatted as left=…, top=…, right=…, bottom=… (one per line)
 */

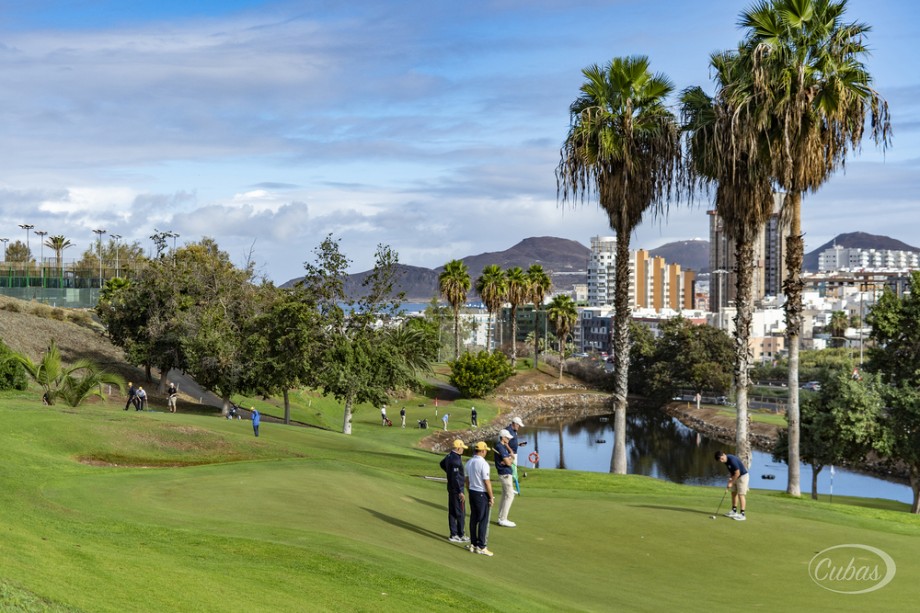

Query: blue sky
left=0, top=0, right=917, bottom=283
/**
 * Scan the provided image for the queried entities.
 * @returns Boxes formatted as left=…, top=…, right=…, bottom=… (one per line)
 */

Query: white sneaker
left=734, top=514, right=747, bottom=521
left=448, top=535, right=462, bottom=543
left=476, top=547, right=494, bottom=557
left=724, top=511, right=738, bottom=518
left=459, top=535, right=470, bottom=542
left=498, top=520, right=517, bottom=528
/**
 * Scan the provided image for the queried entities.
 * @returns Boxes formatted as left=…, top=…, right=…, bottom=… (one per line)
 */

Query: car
left=715, top=396, right=733, bottom=406
left=573, top=352, right=589, bottom=358
left=801, top=381, right=821, bottom=392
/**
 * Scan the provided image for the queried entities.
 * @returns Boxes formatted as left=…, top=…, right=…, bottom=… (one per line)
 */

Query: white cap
left=499, top=429, right=513, bottom=440
left=512, top=416, right=524, bottom=427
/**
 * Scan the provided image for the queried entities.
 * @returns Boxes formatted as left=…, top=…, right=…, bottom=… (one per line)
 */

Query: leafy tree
left=11, top=340, right=125, bottom=406
left=527, top=264, right=552, bottom=369
left=738, top=0, right=891, bottom=497
left=773, top=369, right=884, bottom=500
left=438, top=260, right=471, bottom=360
left=476, top=264, right=506, bottom=353
left=547, top=294, right=577, bottom=380
left=4, top=240, right=32, bottom=263
left=865, top=271, right=920, bottom=512
left=557, top=56, right=681, bottom=474
left=449, top=351, right=515, bottom=398
left=304, top=237, right=426, bottom=434
left=504, top=266, right=529, bottom=367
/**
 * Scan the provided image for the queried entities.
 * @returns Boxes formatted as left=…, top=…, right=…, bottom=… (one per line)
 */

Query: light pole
left=168, top=231, right=179, bottom=252
left=19, top=223, right=34, bottom=254
left=0, top=238, right=7, bottom=260
left=92, top=229, right=106, bottom=288
left=34, top=230, right=48, bottom=289
left=110, top=234, right=121, bottom=277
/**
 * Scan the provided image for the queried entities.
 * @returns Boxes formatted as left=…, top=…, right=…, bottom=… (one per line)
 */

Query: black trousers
left=468, top=490, right=490, bottom=549
left=448, top=490, right=465, bottom=537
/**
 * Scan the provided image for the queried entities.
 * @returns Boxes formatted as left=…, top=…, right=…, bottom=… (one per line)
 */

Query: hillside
left=649, top=239, right=709, bottom=273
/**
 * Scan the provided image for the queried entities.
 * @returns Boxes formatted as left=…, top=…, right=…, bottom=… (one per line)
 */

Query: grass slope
left=1, top=392, right=918, bottom=613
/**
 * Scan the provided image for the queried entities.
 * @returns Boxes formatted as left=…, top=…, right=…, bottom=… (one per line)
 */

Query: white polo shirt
left=466, top=454, right=491, bottom=492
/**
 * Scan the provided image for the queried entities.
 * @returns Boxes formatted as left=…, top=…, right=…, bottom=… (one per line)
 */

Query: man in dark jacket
left=439, top=439, right=469, bottom=543
left=124, top=382, right=137, bottom=411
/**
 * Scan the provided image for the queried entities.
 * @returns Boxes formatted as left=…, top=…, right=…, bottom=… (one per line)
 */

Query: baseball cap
left=453, top=439, right=468, bottom=450
left=512, top=416, right=525, bottom=427
left=472, top=441, right=489, bottom=451
left=499, top=429, right=513, bottom=440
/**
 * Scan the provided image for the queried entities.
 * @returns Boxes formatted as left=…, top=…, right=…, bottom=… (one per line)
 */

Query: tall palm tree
left=738, top=0, right=891, bottom=496
left=681, top=48, right=776, bottom=466
left=547, top=294, right=578, bottom=380
left=46, top=235, right=74, bottom=272
left=438, top=259, right=471, bottom=360
left=526, top=264, right=552, bottom=369
left=475, top=264, right=506, bottom=352
left=557, top=55, right=681, bottom=473
left=829, top=310, right=849, bottom=347
left=504, top=266, right=529, bottom=367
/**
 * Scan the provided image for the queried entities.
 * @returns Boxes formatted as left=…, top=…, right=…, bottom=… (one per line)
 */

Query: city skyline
left=0, top=0, right=917, bottom=283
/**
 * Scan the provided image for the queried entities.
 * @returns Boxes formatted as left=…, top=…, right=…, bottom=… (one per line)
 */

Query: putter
left=711, top=488, right=728, bottom=519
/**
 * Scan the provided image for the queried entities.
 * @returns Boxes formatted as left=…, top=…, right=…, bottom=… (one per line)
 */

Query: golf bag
left=417, top=418, right=428, bottom=429
left=384, top=417, right=393, bottom=427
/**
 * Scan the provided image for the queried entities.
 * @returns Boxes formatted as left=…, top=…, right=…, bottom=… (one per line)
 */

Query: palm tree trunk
left=453, top=305, right=461, bottom=359
left=733, top=235, right=755, bottom=468
left=283, top=388, right=291, bottom=424
left=342, top=391, right=355, bottom=435
left=510, top=305, right=518, bottom=367
left=611, top=235, right=631, bottom=474
left=910, top=465, right=920, bottom=514
left=784, top=191, right=804, bottom=497
left=811, top=465, right=822, bottom=501
left=486, top=312, right=493, bottom=353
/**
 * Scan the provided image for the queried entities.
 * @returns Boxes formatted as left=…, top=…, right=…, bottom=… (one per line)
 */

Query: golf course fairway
left=1, top=396, right=917, bottom=612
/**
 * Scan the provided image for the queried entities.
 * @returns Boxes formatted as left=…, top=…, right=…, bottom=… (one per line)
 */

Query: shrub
left=31, top=304, right=53, bottom=319
left=49, top=308, right=67, bottom=321
left=0, top=340, right=27, bottom=391
left=2, top=301, right=22, bottom=313
left=68, top=310, right=94, bottom=327
left=449, top=351, right=515, bottom=398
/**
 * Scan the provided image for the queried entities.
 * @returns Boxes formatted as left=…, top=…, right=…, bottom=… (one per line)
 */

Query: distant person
left=442, top=413, right=450, bottom=431
left=465, top=441, right=494, bottom=556
left=381, top=404, right=387, bottom=426
left=439, top=439, right=469, bottom=543
left=251, top=407, right=261, bottom=437
left=167, top=381, right=178, bottom=413
left=400, top=406, right=406, bottom=428
left=495, top=429, right=517, bottom=528
left=125, top=382, right=137, bottom=411
left=133, top=387, right=147, bottom=411
left=715, top=450, right=748, bottom=521
left=470, top=406, right=478, bottom=428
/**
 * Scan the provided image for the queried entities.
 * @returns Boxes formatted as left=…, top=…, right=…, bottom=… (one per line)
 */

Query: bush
left=449, top=351, right=515, bottom=398
left=0, top=340, right=27, bottom=391
left=2, top=301, right=22, bottom=313
left=49, top=308, right=67, bottom=321
left=67, top=310, right=94, bottom=327
left=31, top=304, right=53, bottom=319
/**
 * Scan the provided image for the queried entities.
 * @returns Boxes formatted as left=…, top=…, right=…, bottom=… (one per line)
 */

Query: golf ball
left=710, top=515, right=716, bottom=519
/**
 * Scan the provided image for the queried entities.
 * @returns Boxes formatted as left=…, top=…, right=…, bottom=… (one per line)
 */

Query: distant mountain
left=804, top=232, right=920, bottom=271
left=649, top=239, right=710, bottom=274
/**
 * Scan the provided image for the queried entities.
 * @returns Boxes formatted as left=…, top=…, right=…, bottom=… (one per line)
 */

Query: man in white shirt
left=465, top=441, right=495, bottom=556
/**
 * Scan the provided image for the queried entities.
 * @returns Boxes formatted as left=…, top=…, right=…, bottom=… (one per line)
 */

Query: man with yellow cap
left=465, top=441, right=495, bottom=556
left=440, top=439, right=470, bottom=543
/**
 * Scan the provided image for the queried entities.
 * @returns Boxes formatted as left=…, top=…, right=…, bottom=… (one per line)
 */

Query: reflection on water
left=521, top=407, right=912, bottom=504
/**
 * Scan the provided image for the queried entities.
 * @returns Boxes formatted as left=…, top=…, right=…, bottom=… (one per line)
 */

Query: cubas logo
left=809, top=544, right=896, bottom=594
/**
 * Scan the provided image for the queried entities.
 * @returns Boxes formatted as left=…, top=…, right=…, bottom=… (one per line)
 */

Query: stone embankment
left=662, top=403, right=777, bottom=452
left=425, top=384, right=611, bottom=453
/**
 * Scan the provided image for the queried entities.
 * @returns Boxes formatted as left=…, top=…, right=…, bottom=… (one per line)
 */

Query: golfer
left=465, top=441, right=495, bottom=556
left=251, top=407, right=261, bottom=437
left=495, top=429, right=517, bottom=527
left=439, top=439, right=469, bottom=543
left=715, top=450, right=748, bottom=521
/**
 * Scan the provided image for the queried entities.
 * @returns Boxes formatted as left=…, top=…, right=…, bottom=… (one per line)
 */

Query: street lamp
left=92, top=229, right=106, bottom=288
left=0, top=238, right=7, bottom=260
left=168, top=231, right=179, bottom=252
left=19, top=224, right=34, bottom=253
left=109, top=234, right=121, bottom=277
left=34, top=230, right=48, bottom=289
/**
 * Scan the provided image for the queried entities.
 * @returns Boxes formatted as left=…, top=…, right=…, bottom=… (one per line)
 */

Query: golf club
left=711, top=488, right=728, bottom=519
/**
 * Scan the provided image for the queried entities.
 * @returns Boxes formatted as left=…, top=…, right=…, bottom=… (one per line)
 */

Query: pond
left=518, top=407, right=912, bottom=505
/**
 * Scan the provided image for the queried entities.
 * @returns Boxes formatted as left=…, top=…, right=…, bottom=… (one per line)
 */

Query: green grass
left=2, top=391, right=918, bottom=612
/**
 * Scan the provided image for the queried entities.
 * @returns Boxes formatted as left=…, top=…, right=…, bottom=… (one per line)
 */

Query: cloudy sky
left=1, top=0, right=917, bottom=283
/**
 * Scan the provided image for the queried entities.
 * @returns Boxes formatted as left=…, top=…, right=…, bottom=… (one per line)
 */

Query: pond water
left=519, top=408, right=912, bottom=505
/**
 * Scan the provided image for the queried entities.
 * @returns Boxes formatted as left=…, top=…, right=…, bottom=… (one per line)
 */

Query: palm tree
left=11, top=340, right=125, bottom=406
left=681, top=48, right=776, bottom=467
left=46, top=235, right=74, bottom=273
left=547, top=294, right=578, bottom=380
left=476, top=264, right=506, bottom=352
left=526, top=264, right=552, bottom=369
left=557, top=56, right=681, bottom=474
left=829, top=310, right=849, bottom=348
left=504, top=266, right=529, bottom=367
left=738, top=0, right=891, bottom=496
left=438, top=259, right=471, bottom=360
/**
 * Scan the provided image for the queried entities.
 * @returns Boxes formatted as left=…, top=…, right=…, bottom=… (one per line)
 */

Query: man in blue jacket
left=251, top=407, right=261, bottom=437
left=439, top=439, right=469, bottom=543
